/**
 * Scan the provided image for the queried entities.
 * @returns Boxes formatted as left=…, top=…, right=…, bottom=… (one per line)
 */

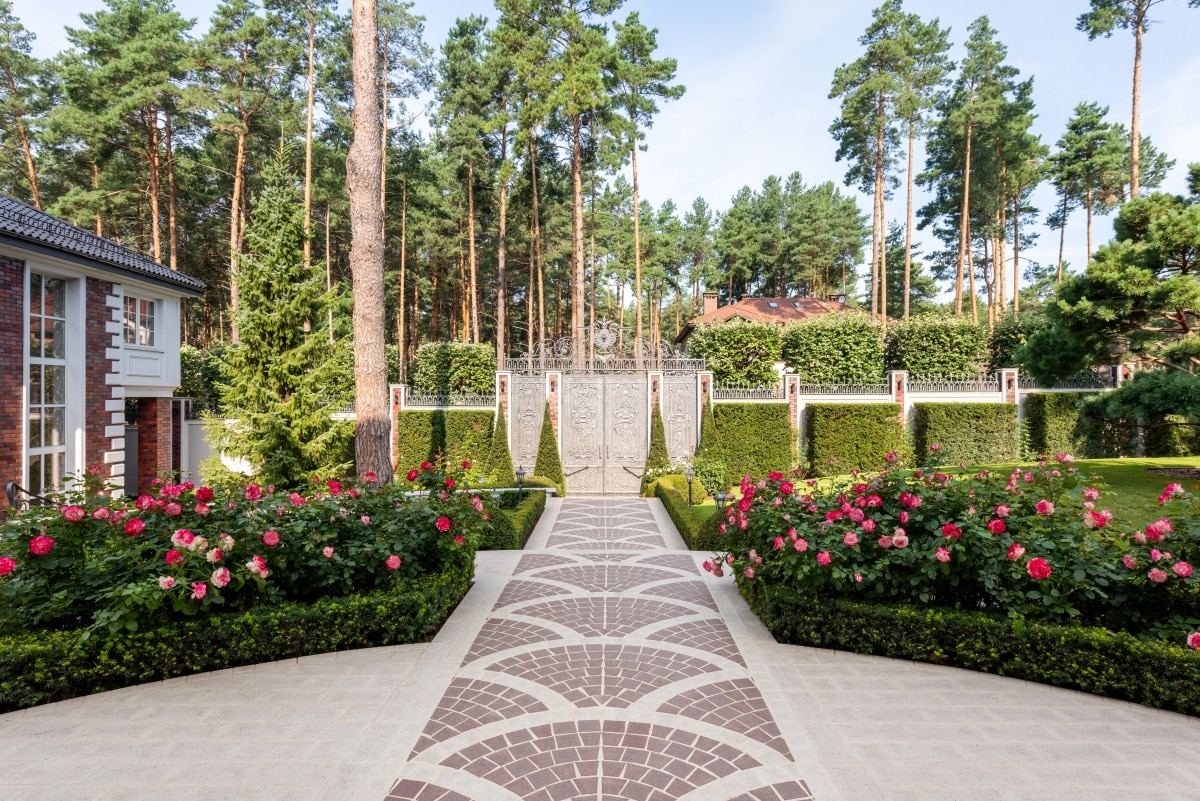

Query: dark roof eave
left=0, top=232, right=205, bottom=297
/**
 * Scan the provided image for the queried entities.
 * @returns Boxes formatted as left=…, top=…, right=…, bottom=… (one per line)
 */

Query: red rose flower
left=406, top=469, right=419, bottom=482
left=29, top=536, right=54, bottom=556
left=445, top=477, right=456, bottom=489
left=420, top=461, right=433, bottom=472
left=195, top=486, right=214, bottom=502
left=986, top=519, right=1006, bottom=535
left=165, top=549, right=185, bottom=566
left=461, top=461, right=472, bottom=470
left=1027, top=557, right=1052, bottom=580
left=941, top=523, right=962, bottom=540
left=436, top=516, right=452, bottom=533
left=124, top=518, right=145, bottom=536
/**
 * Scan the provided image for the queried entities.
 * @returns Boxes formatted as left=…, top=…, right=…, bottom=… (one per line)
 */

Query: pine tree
left=533, top=402, right=565, bottom=497
left=641, top=402, right=670, bottom=495
left=486, top=408, right=517, bottom=486
left=210, top=148, right=344, bottom=487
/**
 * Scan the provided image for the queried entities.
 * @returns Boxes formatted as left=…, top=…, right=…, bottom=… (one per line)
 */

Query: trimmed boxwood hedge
left=479, top=490, right=547, bottom=550
left=739, top=578, right=1200, bottom=717
left=913, top=403, right=1019, bottom=465
left=1024, top=392, right=1088, bottom=457
left=804, top=403, right=905, bottom=477
left=0, top=563, right=473, bottom=712
left=653, top=475, right=723, bottom=551
left=713, top=403, right=793, bottom=483
left=394, top=410, right=495, bottom=481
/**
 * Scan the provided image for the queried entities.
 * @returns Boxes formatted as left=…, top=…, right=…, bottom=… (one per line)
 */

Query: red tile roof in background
left=676, top=296, right=849, bottom=343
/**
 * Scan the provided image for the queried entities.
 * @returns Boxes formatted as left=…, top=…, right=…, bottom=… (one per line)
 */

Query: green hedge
left=641, top=404, right=671, bottom=495
left=1024, top=392, right=1088, bottom=457
left=713, top=403, right=793, bottom=484
left=885, top=315, right=989, bottom=379
left=1146, top=415, right=1200, bottom=458
left=0, top=564, right=472, bottom=712
left=479, top=490, right=547, bottom=550
left=409, top=342, right=496, bottom=395
left=804, top=403, right=905, bottom=477
left=394, top=410, right=494, bottom=481
left=686, top=320, right=781, bottom=385
left=654, top=475, right=725, bottom=551
left=739, top=578, right=1200, bottom=717
left=781, top=312, right=884, bottom=383
left=534, top=403, right=565, bottom=497
left=913, top=403, right=1019, bottom=465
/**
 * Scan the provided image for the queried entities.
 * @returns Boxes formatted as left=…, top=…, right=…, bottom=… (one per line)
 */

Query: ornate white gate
left=502, top=321, right=705, bottom=496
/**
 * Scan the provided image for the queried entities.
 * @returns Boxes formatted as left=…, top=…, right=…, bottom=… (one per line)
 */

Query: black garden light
left=684, top=466, right=695, bottom=507
left=715, top=491, right=727, bottom=511
left=515, top=465, right=526, bottom=502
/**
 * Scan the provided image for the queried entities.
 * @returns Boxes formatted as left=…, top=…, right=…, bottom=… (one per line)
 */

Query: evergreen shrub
left=653, top=475, right=716, bottom=551
left=885, top=315, right=989, bottom=379
left=913, top=403, right=1019, bottom=465
left=1146, top=415, right=1199, bottom=458
left=781, top=312, right=884, bottom=383
left=693, top=397, right=726, bottom=492
left=804, top=404, right=905, bottom=477
left=713, top=403, right=793, bottom=482
left=1024, top=393, right=1088, bottom=457
left=485, top=411, right=516, bottom=486
left=393, top=410, right=494, bottom=483
left=478, top=490, right=546, bottom=550
left=641, top=404, right=671, bottom=495
left=534, top=403, right=565, bottom=497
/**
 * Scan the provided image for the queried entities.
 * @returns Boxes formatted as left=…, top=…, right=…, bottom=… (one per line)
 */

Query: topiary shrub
left=1024, top=393, right=1088, bottom=457
left=393, top=410, right=493, bottom=483
left=685, top=320, right=781, bottom=385
left=534, top=403, right=565, bottom=497
left=781, top=312, right=884, bottom=383
left=653, top=474, right=713, bottom=550
left=478, top=490, right=546, bottom=550
left=885, top=315, right=989, bottom=379
left=485, top=410, right=516, bottom=486
left=913, top=403, right=1019, bottom=465
left=805, top=403, right=905, bottom=477
left=410, top=342, right=496, bottom=395
left=693, top=396, right=726, bottom=492
left=642, top=404, right=671, bottom=495
left=714, top=403, right=793, bottom=481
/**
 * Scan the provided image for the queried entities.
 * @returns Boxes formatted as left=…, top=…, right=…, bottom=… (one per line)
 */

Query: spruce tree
left=641, top=402, right=671, bottom=495
left=211, top=148, right=344, bottom=487
left=486, top=409, right=517, bottom=487
left=533, top=402, right=565, bottom=497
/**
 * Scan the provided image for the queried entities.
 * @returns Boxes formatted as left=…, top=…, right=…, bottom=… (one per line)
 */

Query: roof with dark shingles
left=0, top=194, right=205, bottom=294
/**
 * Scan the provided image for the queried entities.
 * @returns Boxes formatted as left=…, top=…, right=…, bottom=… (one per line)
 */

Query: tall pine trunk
left=630, top=112, right=643, bottom=342
left=1012, top=192, right=1021, bottom=317
left=467, top=158, right=479, bottom=343
left=5, top=71, right=40, bottom=208
left=347, top=0, right=392, bottom=482
left=1130, top=14, right=1143, bottom=199
left=165, top=110, right=178, bottom=271
left=874, top=99, right=887, bottom=327
left=955, top=115, right=974, bottom=316
left=398, top=180, right=407, bottom=375
left=303, top=0, right=316, bottom=270
left=1056, top=192, right=1068, bottom=282
left=571, top=112, right=585, bottom=348
left=229, top=129, right=247, bottom=343
left=147, top=107, right=162, bottom=264
left=1086, top=185, right=1094, bottom=267
left=904, top=116, right=915, bottom=319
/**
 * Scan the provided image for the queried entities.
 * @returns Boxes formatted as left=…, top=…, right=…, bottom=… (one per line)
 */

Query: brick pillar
left=391, top=385, right=405, bottom=468
left=136, top=397, right=172, bottom=495
left=496, top=371, right=510, bottom=426
left=0, top=256, right=23, bottom=511
left=546, top=372, right=561, bottom=443
left=999, top=369, right=1019, bottom=404
left=889, top=371, right=908, bottom=427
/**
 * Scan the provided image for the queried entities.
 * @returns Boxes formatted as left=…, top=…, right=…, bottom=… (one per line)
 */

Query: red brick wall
left=85, top=277, right=116, bottom=485
left=0, top=256, right=24, bottom=510
left=137, top=397, right=171, bottom=495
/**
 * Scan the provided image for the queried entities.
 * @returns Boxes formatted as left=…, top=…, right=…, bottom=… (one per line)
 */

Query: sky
left=12, top=0, right=1200, bottom=291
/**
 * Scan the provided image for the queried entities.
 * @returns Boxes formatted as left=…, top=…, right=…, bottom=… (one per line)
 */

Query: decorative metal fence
left=1018, top=372, right=1114, bottom=391
left=907, top=377, right=1001, bottom=393
left=797, top=382, right=890, bottom=396
left=404, top=394, right=497, bottom=408
left=711, top=381, right=786, bottom=400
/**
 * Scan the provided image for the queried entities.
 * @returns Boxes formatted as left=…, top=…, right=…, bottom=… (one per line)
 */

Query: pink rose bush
left=0, top=459, right=488, bottom=632
left=711, top=460, right=1200, bottom=636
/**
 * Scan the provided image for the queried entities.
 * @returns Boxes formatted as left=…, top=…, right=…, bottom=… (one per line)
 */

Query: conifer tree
left=210, top=149, right=346, bottom=487
left=486, top=408, right=517, bottom=486
left=533, top=402, right=565, bottom=496
left=641, top=402, right=670, bottom=495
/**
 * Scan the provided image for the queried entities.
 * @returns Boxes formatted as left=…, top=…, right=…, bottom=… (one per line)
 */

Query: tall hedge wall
left=1024, top=393, right=1087, bottom=457
left=804, top=404, right=905, bottom=477
left=686, top=320, right=781, bottom=385
left=781, top=312, right=884, bottom=383
left=885, top=315, right=989, bottom=379
left=713, top=403, right=793, bottom=482
left=913, top=403, right=1019, bottom=465
left=394, top=410, right=494, bottom=480
left=409, top=342, right=496, bottom=394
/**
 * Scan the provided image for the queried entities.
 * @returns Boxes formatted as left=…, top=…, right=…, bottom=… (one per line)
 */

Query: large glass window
left=123, top=295, right=156, bottom=347
left=28, top=273, right=68, bottom=493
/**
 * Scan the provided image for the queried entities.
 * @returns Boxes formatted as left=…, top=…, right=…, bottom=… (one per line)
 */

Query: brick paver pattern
left=385, top=499, right=814, bottom=801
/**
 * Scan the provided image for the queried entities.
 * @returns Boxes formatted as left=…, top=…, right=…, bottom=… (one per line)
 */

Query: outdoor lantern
left=684, top=466, right=695, bottom=507
left=490, top=490, right=500, bottom=506
left=715, top=491, right=727, bottom=511
left=515, top=465, right=526, bottom=501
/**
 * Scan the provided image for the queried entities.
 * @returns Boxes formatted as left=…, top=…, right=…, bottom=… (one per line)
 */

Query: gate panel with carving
left=561, top=375, right=605, bottom=494
left=662, top=375, right=698, bottom=464
left=510, top=376, right=545, bottom=472
left=603, top=376, right=647, bottom=495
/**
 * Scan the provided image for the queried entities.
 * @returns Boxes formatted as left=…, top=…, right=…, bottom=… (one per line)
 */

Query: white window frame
left=123, top=294, right=157, bottom=348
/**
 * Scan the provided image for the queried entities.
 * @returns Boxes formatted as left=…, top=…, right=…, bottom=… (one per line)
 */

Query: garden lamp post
left=684, top=466, right=695, bottom=507
left=715, top=491, right=726, bottom=511
left=515, top=465, right=526, bottom=502
left=490, top=490, right=500, bottom=507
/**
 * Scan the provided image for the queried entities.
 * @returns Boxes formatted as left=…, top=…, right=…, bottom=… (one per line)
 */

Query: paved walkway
left=2, top=498, right=1200, bottom=800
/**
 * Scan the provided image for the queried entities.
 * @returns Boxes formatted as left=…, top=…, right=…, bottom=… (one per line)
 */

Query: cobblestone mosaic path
left=384, top=499, right=814, bottom=801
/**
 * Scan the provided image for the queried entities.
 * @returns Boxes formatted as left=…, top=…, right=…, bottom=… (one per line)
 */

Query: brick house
left=0, top=195, right=204, bottom=508
left=674, top=291, right=849, bottom=347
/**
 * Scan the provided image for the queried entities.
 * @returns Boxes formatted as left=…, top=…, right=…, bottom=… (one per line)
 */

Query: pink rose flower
left=1173, top=561, right=1192, bottom=578
left=774, top=536, right=784, bottom=550
left=718, top=523, right=727, bottom=535
left=843, top=531, right=859, bottom=547
left=262, top=530, right=280, bottom=547
left=171, top=529, right=195, bottom=547
left=1007, top=543, right=1026, bottom=561
left=326, top=479, right=343, bottom=496
left=861, top=518, right=876, bottom=533
left=779, top=481, right=793, bottom=495
left=942, top=523, right=962, bottom=540
left=1188, top=632, right=1200, bottom=650
left=385, top=554, right=402, bottom=570
left=243, top=484, right=262, bottom=501
left=1082, top=487, right=1100, bottom=501
left=1035, top=500, right=1055, bottom=516
left=1148, top=568, right=1169, bottom=583
left=165, top=549, right=185, bottom=566
left=246, top=555, right=268, bottom=577
left=743, top=566, right=756, bottom=579
left=1151, top=548, right=1163, bottom=562
left=892, top=532, right=909, bottom=549
left=701, top=560, right=713, bottom=573
left=190, top=582, right=207, bottom=600
left=436, top=516, right=452, bottom=532
left=125, top=518, right=145, bottom=536
left=205, top=548, right=222, bottom=563
left=816, top=551, right=832, bottom=566
left=0, top=557, right=16, bottom=575
left=91, top=507, right=111, bottom=521
left=1122, top=554, right=1138, bottom=570
left=61, top=505, right=85, bottom=522
left=157, top=576, right=175, bottom=590
left=935, top=547, right=951, bottom=563
left=1027, top=558, right=1052, bottom=580
left=986, top=519, right=1006, bottom=535
left=361, top=515, right=371, bottom=527
left=848, top=508, right=865, bottom=523
left=899, top=511, right=909, bottom=525
left=211, top=567, right=231, bottom=588
left=163, top=502, right=182, bottom=517
left=855, top=573, right=864, bottom=582
left=929, top=443, right=941, bottom=452
left=878, top=535, right=893, bottom=549
left=323, top=546, right=335, bottom=558
left=135, top=495, right=154, bottom=511
left=794, top=538, right=808, bottom=553
left=29, top=536, right=54, bottom=556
